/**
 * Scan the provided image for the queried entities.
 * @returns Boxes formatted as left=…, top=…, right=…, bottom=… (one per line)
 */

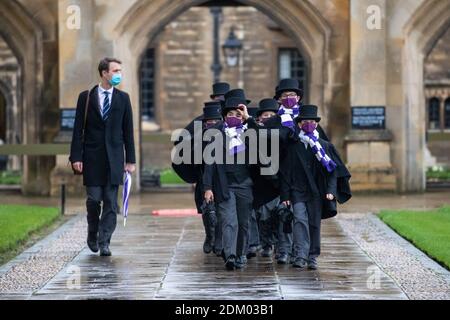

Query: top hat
left=222, top=89, right=251, bottom=115
left=210, top=82, right=230, bottom=99
left=248, top=107, right=258, bottom=118
left=295, top=104, right=321, bottom=122
left=256, top=98, right=279, bottom=117
left=202, top=101, right=222, bottom=120
left=274, top=78, right=303, bottom=100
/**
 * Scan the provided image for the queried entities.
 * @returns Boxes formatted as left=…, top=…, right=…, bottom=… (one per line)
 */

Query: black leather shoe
left=225, top=255, right=236, bottom=271
left=261, top=246, right=273, bottom=258
left=100, top=246, right=112, bottom=257
left=215, top=249, right=223, bottom=258
left=308, top=258, right=318, bottom=270
left=87, top=233, right=99, bottom=253
left=246, top=246, right=257, bottom=259
left=277, top=253, right=289, bottom=265
left=203, top=237, right=213, bottom=254
left=293, top=258, right=308, bottom=269
left=220, top=249, right=226, bottom=262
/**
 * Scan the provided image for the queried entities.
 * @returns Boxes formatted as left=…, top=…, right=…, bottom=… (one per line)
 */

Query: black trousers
left=218, top=185, right=253, bottom=259
left=86, top=176, right=119, bottom=248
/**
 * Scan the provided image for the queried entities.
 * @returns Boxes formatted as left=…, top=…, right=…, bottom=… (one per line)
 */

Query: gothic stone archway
left=0, top=0, right=46, bottom=194
left=114, top=0, right=332, bottom=190
left=402, top=0, right=450, bottom=192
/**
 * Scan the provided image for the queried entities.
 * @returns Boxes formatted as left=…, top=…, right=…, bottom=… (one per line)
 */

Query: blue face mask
left=109, top=73, right=122, bottom=86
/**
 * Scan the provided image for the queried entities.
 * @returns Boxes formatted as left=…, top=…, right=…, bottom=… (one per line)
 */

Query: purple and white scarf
left=299, top=130, right=337, bottom=173
left=224, top=123, right=247, bottom=155
left=278, top=105, right=300, bottom=128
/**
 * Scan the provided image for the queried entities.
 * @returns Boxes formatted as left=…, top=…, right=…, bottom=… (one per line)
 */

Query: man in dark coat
left=279, top=105, right=351, bottom=270
left=194, top=102, right=223, bottom=255
left=70, top=57, right=136, bottom=257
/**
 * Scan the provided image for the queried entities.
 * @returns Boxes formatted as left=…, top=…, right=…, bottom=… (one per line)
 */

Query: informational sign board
left=351, top=106, right=385, bottom=129
left=60, top=109, right=77, bottom=131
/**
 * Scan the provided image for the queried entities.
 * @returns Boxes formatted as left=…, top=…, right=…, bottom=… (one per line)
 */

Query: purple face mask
left=301, top=122, right=317, bottom=133
left=260, top=117, right=271, bottom=124
left=204, top=122, right=216, bottom=130
left=281, top=97, right=297, bottom=108
left=225, top=116, right=242, bottom=128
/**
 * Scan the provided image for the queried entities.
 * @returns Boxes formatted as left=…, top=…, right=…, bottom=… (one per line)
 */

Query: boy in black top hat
left=265, top=78, right=328, bottom=141
left=210, top=82, right=231, bottom=102
left=279, top=105, right=351, bottom=270
left=196, top=102, right=224, bottom=255
left=203, top=89, right=256, bottom=270
left=261, top=79, right=328, bottom=264
left=249, top=98, right=281, bottom=258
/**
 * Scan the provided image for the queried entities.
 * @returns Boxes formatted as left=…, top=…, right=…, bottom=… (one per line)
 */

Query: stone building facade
left=140, top=6, right=305, bottom=169
left=0, top=0, right=449, bottom=195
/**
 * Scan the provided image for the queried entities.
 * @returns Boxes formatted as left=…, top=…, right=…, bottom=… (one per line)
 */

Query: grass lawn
left=0, top=205, right=60, bottom=264
left=0, top=171, right=21, bottom=185
left=159, top=168, right=186, bottom=185
left=378, top=206, right=450, bottom=270
left=426, top=168, right=450, bottom=180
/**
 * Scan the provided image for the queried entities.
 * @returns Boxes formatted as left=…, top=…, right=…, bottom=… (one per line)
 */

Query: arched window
left=0, top=90, right=6, bottom=142
left=278, top=48, right=306, bottom=92
left=428, top=97, right=440, bottom=130
left=445, top=98, right=450, bottom=129
left=139, top=47, right=155, bottom=121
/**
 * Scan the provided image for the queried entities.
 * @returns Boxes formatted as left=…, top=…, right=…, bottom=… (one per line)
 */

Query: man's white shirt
left=98, top=84, right=114, bottom=113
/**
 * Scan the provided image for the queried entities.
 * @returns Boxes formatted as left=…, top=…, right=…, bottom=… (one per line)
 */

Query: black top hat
left=274, top=78, right=303, bottom=100
left=222, top=89, right=251, bottom=115
left=210, top=82, right=230, bottom=99
left=295, top=104, right=321, bottom=122
left=256, top=98, right=279, bottom=117
left=248, top=107, right=258, bottom=118
left=202, top=101, right=222, bottom=120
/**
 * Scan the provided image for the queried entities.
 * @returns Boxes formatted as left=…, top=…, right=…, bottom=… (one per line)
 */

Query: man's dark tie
left=102, top=91, right=111, bottom=121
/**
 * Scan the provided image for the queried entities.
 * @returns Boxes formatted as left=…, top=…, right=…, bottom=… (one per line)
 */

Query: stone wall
left=151, top=6, right=294, bottom=132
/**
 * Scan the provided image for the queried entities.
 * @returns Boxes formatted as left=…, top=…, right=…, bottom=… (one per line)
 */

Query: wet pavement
left=1, top=188, right=449, bottom=216
left=24, top=215, right=406, bottom=300
left=2, top=189, right=449, bottom=300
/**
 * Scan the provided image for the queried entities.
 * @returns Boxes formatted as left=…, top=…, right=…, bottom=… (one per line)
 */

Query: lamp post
left=222, top=27, right=243, bottom=68
left=210, top=7, right=223, bottom=83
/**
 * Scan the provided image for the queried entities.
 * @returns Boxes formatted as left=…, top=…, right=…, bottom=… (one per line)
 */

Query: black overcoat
left=70, top=85, right=136, bottom=186
left=279, top=137, right=351, bottom=224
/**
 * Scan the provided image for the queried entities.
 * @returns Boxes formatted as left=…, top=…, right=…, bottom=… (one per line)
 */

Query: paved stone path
left=338, top=213, right=450, bottom=300
left=1, top=214, right=407, bottom=300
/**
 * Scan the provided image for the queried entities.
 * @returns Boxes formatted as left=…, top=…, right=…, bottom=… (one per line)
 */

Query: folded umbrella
left=122, top=172, right=132, bottom=227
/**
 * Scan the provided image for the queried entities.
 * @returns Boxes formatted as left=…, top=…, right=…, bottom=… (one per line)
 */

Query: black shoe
left=213, top=247, right=222, bottom=257
left=261, top=246, right=273, bottom=258
left=203, top=237, right=213, bottom=254
left=308, top=258, right=318, bottom=270
left=246, top=246, right=257, bottom=259
left=235, top=256, right=247, bottom=269
left=277, top=253, right=289, bottom=265
left=87, top=233, right=99, bottom=253
left=100, top=246, right=112, bottom=257
left=225, top=255, right=236, bottom=271
left=293, top=258, right=308, bottom=269
left=220, top=249, right=226, bottom=262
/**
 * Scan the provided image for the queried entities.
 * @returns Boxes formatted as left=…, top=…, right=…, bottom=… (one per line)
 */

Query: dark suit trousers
left=218, top=184, right=253, bottom=259
left=292, top=200, right=321, bottom=261
left=86, top=175, right=119, bottom=247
